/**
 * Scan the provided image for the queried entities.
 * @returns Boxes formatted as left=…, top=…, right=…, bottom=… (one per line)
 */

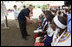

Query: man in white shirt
left=13, top=5, right=19, bottom=28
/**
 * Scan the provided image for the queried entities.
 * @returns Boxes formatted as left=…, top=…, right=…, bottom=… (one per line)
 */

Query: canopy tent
left=3, top=1, right=64, bottom=10
left=2, top=1, right=64, bottom=20
left=23, top=1, right=64, bottom=6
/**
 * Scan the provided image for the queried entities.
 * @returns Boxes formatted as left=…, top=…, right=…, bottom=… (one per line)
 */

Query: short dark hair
left=23, top=5, right=26, bottom=8
left=29, top=4, right=33, bottom=7
left=13, top=5, right=17, bottom=8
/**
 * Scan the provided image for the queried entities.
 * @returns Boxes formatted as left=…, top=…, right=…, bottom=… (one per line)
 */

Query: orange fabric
left=54, top=38, right=57, bottom=42
left=59, top=33, right=70, bottom=42
left=54, top=30, right=71, bottom=43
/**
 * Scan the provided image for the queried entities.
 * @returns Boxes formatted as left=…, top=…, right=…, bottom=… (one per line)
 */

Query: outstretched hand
left=31, top=19, right=37, bottom=24
left=26, top=17, right=31, bottom=24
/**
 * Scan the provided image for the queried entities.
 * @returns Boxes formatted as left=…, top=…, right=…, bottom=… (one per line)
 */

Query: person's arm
left=25, top=16, right=31, bottom=22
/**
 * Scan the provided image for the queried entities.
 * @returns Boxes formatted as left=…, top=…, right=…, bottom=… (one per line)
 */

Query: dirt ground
left=1, top=19, right=37, bottom=46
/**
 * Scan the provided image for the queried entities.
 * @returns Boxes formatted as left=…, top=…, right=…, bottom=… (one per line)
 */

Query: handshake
left=26, top=17, right=37, bottom=24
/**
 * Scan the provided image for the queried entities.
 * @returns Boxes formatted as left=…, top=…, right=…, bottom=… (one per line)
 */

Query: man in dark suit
left=18, top=5, right=33, bottom=40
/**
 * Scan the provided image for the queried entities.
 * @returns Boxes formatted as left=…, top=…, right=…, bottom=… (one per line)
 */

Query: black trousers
left=18, top=19, right=28, bottom=38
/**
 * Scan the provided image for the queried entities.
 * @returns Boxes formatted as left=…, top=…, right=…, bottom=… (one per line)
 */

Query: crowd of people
left=34, top=6, right=71, bottom=46
left=1, top=1, right=71, bottom=46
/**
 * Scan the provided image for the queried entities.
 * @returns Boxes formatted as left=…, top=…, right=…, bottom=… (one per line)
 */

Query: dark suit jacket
left=18, top=8, right=30, bottom=22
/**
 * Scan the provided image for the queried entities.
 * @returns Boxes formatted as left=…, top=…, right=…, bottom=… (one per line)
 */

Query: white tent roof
left=24, top=1, right=64, bottom=6
left=3, top=1, right=64, bottom=10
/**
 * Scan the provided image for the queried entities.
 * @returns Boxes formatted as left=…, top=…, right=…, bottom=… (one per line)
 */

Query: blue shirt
left=67, top=13, right=71, bottom=33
